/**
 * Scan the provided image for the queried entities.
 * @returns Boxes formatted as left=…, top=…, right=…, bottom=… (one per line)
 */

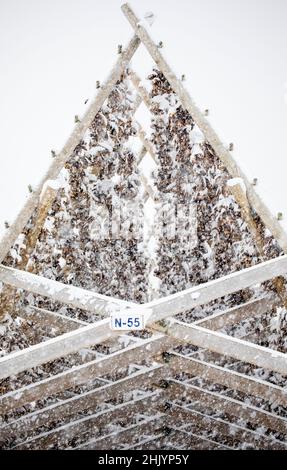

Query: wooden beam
left=168, top=380, right=287, bottom=436
left=166, top=320, right=287, bottom=377
left=159, top=428, right=232, bottom=450
left=169, top=353, right=287, bottom=407
left=13, top=393, right=161, bottom=449
left=19, top=306, right=87, bottom=333
left=0, top=35, right=141, bottom=265
left=146, top=254, right=287, bottom=322
left=1, top=255, right=287, bottom=379
left=136, top=121, right=158, bottom=164
left=165, top=404, right=286, bottom=450
left=0, top=334, right=172, bottom=413
left=0, top=318, right=116, bottom=381
left=193, top=295, right=279, bottom=331
left=0, top=264, right=132, bottom=315
left=121, top=3, right=287, bottom=253
left=129, top=69, right=153, bottom=109
left=74, top=414, right=166, bottom=450
left=0, top=364, right=165, bottom=442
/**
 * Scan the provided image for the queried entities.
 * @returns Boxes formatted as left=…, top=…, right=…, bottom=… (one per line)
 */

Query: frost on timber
left=0, top=67, right=287, bottom=450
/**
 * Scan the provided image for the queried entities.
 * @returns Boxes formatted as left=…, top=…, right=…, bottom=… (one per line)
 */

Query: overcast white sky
left=0, top=0, right=287, bottom=238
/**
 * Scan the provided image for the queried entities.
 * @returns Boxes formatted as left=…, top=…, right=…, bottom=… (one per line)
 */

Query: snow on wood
left=193, top=296, right=279, bottom=330
left=146, top=254, right=287, bottom=321
left=121, top=3, right=287, bottom=253
left=19, top=305, right=87, bottom=333
left=0, top=334, right=171, bottom=413
left=74, top=413, right=165, bottom=450
left=170, top=353, right=287, bottom=407
left=0, top=264, right=132, bottom=315
left=165, top=403, right=286, bottom=450
left=14, top=393, right=162, bottom=450
left=167, top=321, right=287, bottom=376
left=168, top=380, right=287, bottom=437
left=0, top=34, right=141, bottom=265
left=0, top=364, right=165, bottom=442
left=1, top=255, right=287, bottom=380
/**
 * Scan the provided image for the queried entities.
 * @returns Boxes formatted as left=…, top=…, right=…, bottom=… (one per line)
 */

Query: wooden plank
left=74, top=414, right=166, bottom=450
left=165, top=404, right=286, bottom=450
left=121, top=3, right=287, bottom=253
left=0, top=334, right=172, bottom=414
left=0, top=318, right=116, bottom=381
left=19, top=306, right=87, bottom=333
left=170, top=353, right=287, bottom=407
left=168, top=380, right=287, bottom=436
left=13, top=393, right=161, bottom=450
left=0, top=35, right=141, bottom=265
left=0, top=364, right=165, bottom=442
left=136, top=121, right=158, bottom=164
left=129, top=70, right=153, bottom=109
left=193, top=296, right=279, bottom=331
left=146, top=254, right=287, bottom=322
left=166, top=320, right=287, bottom=377
left=0, top=264, right=132, bottom=315
left=154, top=428, right=232, bottom=450
left=1, top=255, right=287, bottom=379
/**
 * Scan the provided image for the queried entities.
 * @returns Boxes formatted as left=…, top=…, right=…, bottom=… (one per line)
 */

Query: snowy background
left=0, top=0, right=287, bottom=237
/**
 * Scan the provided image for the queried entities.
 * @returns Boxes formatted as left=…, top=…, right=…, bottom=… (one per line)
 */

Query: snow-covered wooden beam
left=13, top=393, right=162, bottom=450
left=168, top=380, right=287, bottom=437
left=167, top=320, right=287, bottom=377
left=169, top=353, right=287, bottom=407
left=0, top=35, right=141, bottom=265
left=74, top=413, right=165, bottom=450
left=165, top=404, right=286, bottom=450
left=0, top=364, right=165, bottom=442
left=140, top=428, right=228, bottom=450
left=0, top=318, right=116, bottom=381
left=19, top=305, right=88, bottom=333
left=137, top=145, right=147, bottom=165
left=121, top=3, right=287, bottom=253
left=193, top=295, right=279, bottom=331
left=1, top=256, right=287, bottom=380
left=0, top=334, right=172, bottom=413
left=0, top=264, right=132, bottom=315
left=136, top=121, right=158, bottom=164
left=129, top=69, right=153, bottom=110
left=146, top=254, right=287, bottom=321
left=130, top=433, right=166, bottom=450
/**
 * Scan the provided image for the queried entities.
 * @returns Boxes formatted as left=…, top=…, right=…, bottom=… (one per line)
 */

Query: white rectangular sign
left=110, top=311, right=146, bottom=331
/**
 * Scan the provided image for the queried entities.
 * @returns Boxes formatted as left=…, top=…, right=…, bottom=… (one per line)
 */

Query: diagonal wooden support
left=164, top=403, right=286, bottom=450
left=12, top=392, right=162, bottom=450
left=169, top=352, right=287, bottom=407
left=167, top=379, right=287, bottom=437
left=0, top=364, right=165, bottom=443
left=1, top=255, right=287, bottom=379
left=0, top=334, right=173, bottom=414
left=166, top=320, right=287, bottom=376
left=121, top=3, right=287, bottom=253
left=0, top=35, right=141, bottom=265
left=0, top=264, right=132, bottom=315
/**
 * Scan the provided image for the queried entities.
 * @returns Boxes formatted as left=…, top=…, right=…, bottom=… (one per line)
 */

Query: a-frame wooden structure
left=0, top=4, right=286, bottom=450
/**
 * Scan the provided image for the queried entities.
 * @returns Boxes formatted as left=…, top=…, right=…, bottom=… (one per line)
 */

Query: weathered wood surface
left=0, top=364, right=165, bottom=442
left=165, top=404, right=286, bottom=450
left=0, top=334, right=172, bottom=414
left=0, top=34, right=140, bottom=265
left=170, top=353, right=287, bottom=407
left=121, top=3, right=287, bottom=253
left=13, top=393, right=161, bottom=449
left=168, top=380, right=287, bottom=436
left=167, top=321, right=287, bottom=377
